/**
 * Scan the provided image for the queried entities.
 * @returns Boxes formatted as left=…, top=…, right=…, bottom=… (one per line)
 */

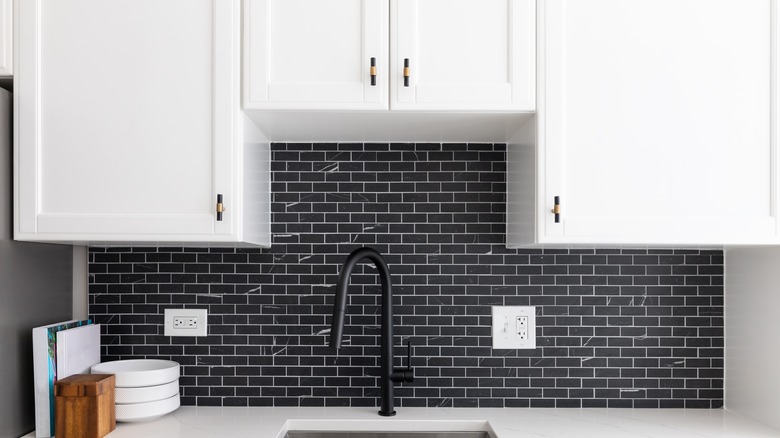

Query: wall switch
left=164, top=308, right=208, bottom=337
left=491, top=306, right=536, bottom=349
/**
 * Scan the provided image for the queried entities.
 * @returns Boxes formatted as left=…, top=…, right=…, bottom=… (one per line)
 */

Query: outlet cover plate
left=164, top=308, right=208, bottom=337
left=491, top=305, right=536, bottom=349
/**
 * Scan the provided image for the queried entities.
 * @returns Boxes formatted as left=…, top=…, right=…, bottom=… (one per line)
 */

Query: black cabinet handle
left=551, top=196, right=561, bottom=223
left=403, top=58, right=410, bottom=87
left=370, top=57, right=377, bottom=86
left=216, top=194, right=225, bottom=221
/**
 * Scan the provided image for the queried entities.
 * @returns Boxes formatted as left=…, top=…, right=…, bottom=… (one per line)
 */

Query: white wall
left=725, top=247, right=780, bottom=429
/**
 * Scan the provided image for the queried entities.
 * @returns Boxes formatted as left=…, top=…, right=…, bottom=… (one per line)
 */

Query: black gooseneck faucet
left=329, top=247, right=414, bottom=417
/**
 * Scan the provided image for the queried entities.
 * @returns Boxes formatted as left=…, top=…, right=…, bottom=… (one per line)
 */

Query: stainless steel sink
left=285, top=433, right=492, bottom=438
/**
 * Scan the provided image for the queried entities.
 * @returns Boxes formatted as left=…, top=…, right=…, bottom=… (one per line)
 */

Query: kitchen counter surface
left=26, top=406, right=780, bottom=438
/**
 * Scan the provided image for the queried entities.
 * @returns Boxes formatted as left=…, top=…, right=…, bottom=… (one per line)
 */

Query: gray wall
left=725, top=247, right=780, bottom=430
left=0, top=89, right=73, bottom=437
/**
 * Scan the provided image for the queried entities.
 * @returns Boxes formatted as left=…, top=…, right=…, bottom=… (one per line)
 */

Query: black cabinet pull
left=403, top=58, right=410, bottom=87
left=551, top=196, right=561, bottom=223
left=370, top=57, right=377, bottom=86
left=216, top=194, right=225, bottom=221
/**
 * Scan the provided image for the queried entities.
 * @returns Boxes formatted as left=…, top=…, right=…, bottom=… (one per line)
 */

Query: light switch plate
left=164, top=308, right=208, bottom=337
left=491, top=306, right=536, bottom=349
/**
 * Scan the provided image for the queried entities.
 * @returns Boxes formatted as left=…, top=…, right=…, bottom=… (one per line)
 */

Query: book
left=56, top=324, right=101, bottom=379
left=32, top=319, right=92, bottom=437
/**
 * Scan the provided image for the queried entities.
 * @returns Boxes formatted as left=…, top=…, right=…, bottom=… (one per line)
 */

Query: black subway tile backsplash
left=89, top=142, right=723, bottom=409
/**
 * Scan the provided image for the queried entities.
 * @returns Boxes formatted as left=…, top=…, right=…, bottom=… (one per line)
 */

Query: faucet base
left=378, top=410, right=396, bottom=417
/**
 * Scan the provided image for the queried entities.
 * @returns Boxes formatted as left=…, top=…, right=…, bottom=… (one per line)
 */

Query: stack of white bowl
left=91, top=359, right=180, bottom=422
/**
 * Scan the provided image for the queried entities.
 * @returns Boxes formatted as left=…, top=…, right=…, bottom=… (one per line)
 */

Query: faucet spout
left=329, top=247, right=413, bottom=417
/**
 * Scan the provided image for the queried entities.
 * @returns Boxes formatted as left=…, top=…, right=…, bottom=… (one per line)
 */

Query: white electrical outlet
left=517, top=315, right=529, bottom=340
left=491, top=306, right=536, bottom=349
left=173, top=317, right=199, bottom=329
left=164, top=308, right=208, bottom=337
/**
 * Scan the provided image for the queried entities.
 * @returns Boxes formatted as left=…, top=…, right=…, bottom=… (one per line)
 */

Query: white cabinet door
left=244, top=0, right=388, bottom=110
left=15, top=0, right=269, bottom=245
left=511, top=0, right=776, bottom=246
left=0, top=0, right=11, bottom=76
left=391, top=0, right=535, bottom=111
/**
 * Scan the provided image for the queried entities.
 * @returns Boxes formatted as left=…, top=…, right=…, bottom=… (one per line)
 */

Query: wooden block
left=55, top=374, right=116, bottom=438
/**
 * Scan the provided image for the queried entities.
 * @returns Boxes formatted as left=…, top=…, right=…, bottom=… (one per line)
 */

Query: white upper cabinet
left=508, top=0, right=777, bottom=246
left=246, top=0, right=533, bottom=111
left=244, top=0, right=389, bottom=110
left=391, top=0, right=535, bottom=111
left=0, top=0, right=11, bottom=76
left=243, top=0, right=535, bottom=142
left=15, top=0, right=270, bottom=246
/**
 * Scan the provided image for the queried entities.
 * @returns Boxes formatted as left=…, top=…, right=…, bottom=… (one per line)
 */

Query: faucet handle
left=401, top=338, right=415, bottom=383
left=391, top=338, right=415, bottom=383
left=405, top=339, right=413, bottom=371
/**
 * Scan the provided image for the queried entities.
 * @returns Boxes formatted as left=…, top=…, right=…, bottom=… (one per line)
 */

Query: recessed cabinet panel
left=270, top=1, right=361, bottom=84
left=39, top=0, right=214, bottom=220
left=549, top=0, right=773, bottom=244
left=509, top=0, right=777, bottom=246
left=561, top=0, right=770, bottom=218
left=245, top=0, right=388, bottom=109
left=16, top=0, right=270, bottom=245
left=392, top=0, right=535, bottom=110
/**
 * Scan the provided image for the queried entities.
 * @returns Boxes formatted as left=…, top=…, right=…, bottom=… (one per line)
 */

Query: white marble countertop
left=26, top=406, right=780, bottom=438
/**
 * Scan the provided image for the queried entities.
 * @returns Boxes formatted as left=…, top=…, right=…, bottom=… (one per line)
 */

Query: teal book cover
left=40, top=319, right=92, bottom=436
left=33, top=319, right=92, bottom=437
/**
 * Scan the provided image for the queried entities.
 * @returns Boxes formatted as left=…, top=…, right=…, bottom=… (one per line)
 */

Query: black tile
left=87, top=142, right=723, bottom=409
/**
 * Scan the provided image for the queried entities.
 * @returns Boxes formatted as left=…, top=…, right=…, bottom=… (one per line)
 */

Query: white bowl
left=91, top=359, right=179, bottom=388
left=115, top=393, right=180, bottom=422
left=115, top=379, right=179, bottom=404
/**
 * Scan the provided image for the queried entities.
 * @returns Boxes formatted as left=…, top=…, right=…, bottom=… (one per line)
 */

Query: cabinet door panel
left=17, top=0, right=237, bottom=240
left=245, top=0, right=388, bottom=110
left=392, top=0, right=534, bottom=111
left=540, top=0, right=775, bottom=244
